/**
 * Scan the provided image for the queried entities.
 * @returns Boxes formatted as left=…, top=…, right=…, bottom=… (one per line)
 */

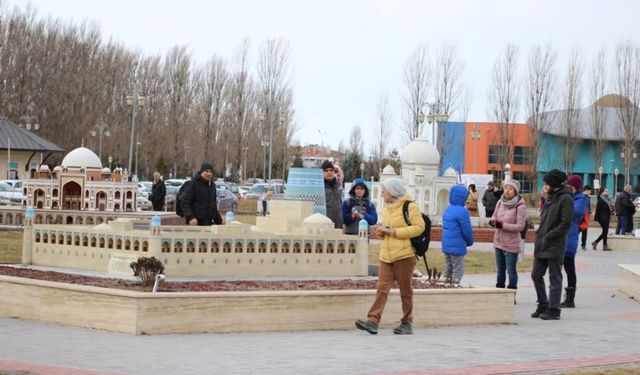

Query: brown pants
left=367, top=256, right=417, bottom=324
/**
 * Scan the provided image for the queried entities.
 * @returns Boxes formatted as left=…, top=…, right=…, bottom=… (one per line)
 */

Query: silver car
left=0, top=181, right=22, bottom=205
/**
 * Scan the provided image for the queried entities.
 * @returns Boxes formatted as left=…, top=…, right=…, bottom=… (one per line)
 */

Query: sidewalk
left=1, top=227, right=639, bottom=375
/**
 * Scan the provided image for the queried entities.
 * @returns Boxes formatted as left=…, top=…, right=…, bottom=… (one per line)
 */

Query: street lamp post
left=426, top=102, right=449, bottom=147
left=614, top=168, right=619, bottom=194
left=108, top=156, right=113, bottom=171
left=127, top=83, right=146, bottom=177
left=135, top=139, right=141, bottom=180
left=417, top=111, right=425, bottom=138
left=471, top=123, right=481, bottom=173
left=242, top=146, right=248, bottom=181
left=260, top=103, right=286, bottom=183
left=19, top=115, right=40, bottom=132
left=597, top=165, right=604, bottom=193
left=91, top=123, right=110, bottom=161
left=620, top=149, right=638, bottom=186
left=360, top=162, right=365, bottom=179
left=318, top=130, right=327, bottom=150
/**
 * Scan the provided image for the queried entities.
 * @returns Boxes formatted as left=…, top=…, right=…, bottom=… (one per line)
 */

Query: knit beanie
left=503, top=179, right=520, bottom=194
left=566, top=175, right=583, bottom=191
left=321, top=160, right=334, bottom=171
left=199, top=161, right=214, bottom=173
left=543, top=169, right=567, bottom=189
left=381, top=178, right=406, bottom=198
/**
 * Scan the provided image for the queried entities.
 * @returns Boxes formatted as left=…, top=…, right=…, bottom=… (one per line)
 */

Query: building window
left=512, top=172, right=533, bottom=194
left=514, top=146, right=532, bottom=165
left=488, top=145, right=508, bottom=164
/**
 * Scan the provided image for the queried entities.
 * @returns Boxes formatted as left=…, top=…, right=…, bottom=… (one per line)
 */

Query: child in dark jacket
left=441, top=185, right=474, bottom=285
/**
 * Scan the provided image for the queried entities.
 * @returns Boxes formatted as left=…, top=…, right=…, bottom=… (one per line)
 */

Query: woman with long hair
left=592, top=188, right=614, bottom=251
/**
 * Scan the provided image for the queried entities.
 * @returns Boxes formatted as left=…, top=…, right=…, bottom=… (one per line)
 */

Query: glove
left=495, top=221, right=503, bottom=229
left=489, top=219, right=496, bottom=227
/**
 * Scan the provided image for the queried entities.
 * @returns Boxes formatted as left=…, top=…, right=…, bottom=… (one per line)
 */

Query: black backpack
left=514, top=198, right=532, bottom=240
left=401, top=201, right=432, bottom=257
left=175, top=180, right=191, bottom=217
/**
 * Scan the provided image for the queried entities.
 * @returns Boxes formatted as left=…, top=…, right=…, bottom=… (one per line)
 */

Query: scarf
left=500, top=194, right=520, bottom=208
left=601, top=194, right=615, bottom=213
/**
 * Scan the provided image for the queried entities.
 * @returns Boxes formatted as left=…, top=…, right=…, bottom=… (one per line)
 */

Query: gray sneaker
left=355, top=319, right=378, bottom=334
left=393, top=321, right=413, bottom=335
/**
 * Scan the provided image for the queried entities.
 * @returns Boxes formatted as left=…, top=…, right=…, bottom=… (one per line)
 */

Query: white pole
left=7, top=137, right=10, bottom=179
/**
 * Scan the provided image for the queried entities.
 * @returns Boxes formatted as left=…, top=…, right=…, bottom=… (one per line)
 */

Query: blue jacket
left=566, top=192, right=589, bottom=258
left=341, top=197, right=378, bottom=234
left=442, top=185, right=474, bottom=256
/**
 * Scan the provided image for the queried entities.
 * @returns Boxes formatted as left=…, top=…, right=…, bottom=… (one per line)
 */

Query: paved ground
left=1, top=227, right=639, bottom=375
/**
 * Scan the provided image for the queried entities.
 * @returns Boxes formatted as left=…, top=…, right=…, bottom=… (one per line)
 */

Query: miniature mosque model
left=21, top=147, right=137, bottom=212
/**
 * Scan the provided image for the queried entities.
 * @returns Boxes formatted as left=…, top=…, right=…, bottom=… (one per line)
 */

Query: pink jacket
left=492, top=197, right=527, bottom=253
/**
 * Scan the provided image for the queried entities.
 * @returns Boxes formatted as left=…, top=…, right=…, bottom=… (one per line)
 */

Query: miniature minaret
left=148, top=215, right=162, bottom=257
left=357, top=218, right=369, bottom=276
left=22, top=207, right=34, bottom=265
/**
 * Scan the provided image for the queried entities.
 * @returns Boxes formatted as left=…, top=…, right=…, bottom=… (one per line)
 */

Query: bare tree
left=402, top=44, right=431, bottom=143
left=227, top=39, right=253, bottom=179
left=370, top=90, right=392, bottom=178
left=349, top=125, right=363, bottom=156
left=560, top=48, right=584, bottom=175
left=525, top=44, right=557, bottom=186
left=197, top=55, right=229, bottom=163
left=613, top=41, right=640, bottom=185
left=487, top=44, right=520, bottom=180
left=589, top=48, right=608, bottom=181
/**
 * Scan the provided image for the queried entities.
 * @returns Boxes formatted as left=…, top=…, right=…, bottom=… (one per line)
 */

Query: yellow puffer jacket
left=379, top=195, right=426, bottom=263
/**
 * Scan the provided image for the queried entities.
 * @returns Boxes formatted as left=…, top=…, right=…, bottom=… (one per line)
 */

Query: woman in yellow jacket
left=355, top=178, right=425, bottom=335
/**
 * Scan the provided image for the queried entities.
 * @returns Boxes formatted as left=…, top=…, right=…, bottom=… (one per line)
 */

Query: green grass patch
left=0, top=231, right=23, bottom=264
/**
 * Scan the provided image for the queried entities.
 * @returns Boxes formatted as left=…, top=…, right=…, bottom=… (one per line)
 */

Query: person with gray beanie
left=355, top=177, right=425, bottom=335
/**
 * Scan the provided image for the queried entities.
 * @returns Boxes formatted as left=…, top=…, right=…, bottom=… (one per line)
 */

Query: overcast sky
left=7, top=0, right=640, bottom=152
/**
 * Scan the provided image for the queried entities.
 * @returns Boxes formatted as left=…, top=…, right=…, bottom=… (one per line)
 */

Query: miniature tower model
left=357, top=218, right=369, bottom=276
left=22, top=207, right=34, bottom=264
left=148, top=215, right=162, bottom=258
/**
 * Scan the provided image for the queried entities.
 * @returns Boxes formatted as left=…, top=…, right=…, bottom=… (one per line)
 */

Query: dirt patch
left=0, top=265, right=445, bottom=292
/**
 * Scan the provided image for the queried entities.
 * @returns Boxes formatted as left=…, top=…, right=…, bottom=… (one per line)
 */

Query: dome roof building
left=61, top=147, right=103, bottom=169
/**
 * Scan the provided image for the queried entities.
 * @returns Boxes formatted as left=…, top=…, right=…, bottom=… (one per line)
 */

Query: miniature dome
left=382, top=164, right=397, bottom=175
left=61, top=147, right=102, bottom=169
left=401, top=138, right=440, bottom=166
left=39, top=165, right=50, bottom=172
left=93, top=223, right=112, bottom=231
left=444, top=167, right=457, bottom=177
left=53, top=166, right=61, bottom=172
left=302, top=213, right=334, bottom=225
left=101, top=167, right=111, bottom=174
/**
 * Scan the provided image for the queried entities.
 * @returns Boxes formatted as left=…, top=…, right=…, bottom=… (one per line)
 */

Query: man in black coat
left=182, top=162, right=222, bottom=226
left=614, top=184, right=636, bottom=235
left=149, top=171, right=166, bottom=212
left=482, top=181, right=501, bottom=218
left=531, top=169, right=574, bottom=321
left=321, top=159, right=343, bottom=229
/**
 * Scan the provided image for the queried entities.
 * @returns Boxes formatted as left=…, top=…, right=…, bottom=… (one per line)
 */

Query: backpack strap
left=402, top=201, right=411, bottom=226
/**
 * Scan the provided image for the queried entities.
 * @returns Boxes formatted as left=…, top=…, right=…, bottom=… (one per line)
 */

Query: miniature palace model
left=21, top=200, right=369, bottom=277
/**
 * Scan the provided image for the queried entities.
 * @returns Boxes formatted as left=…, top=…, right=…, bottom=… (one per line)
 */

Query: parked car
left=217, top=188, right=237, bottom=213
left=0, top=181, right=22, bottom=205
left=136, top=195, right=152, bottom=211
left=244, top=183, right=285, bottom=200
left=164, top=185, right=180, bottom=212
left=165, top=179, right=188, bottom=187
left=0, top=180, right=22, bottom=190
left=226, top=182, right=242, bottom=199
left=238, top=185, right=251, bottom=198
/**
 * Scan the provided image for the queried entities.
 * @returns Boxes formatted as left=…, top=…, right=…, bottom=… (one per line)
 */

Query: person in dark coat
left=482, top=181, right=501, bottom=218
left=614, top=184, right=636, bottom=235
left=531, top=169, right=573, bottom=320
left=149, top=171, right=166, bottom=211
left=561, top=175, right=589, bottom=309
left=579, top=185, right=592, bottom=250
left=592, top=188, right=614, bottom=251
left=342, top=178, right=378, bottom=234
left=182, top=161, right=222, bottom=226
left=322, top=159, right=343, bottom=229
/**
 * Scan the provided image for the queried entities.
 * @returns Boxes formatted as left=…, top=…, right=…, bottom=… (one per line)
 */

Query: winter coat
left=324, top=178, right=343, bottom=229
left=614, top=191, right=636, bottom=218
left=378, top=195, right=425, bottom=263
left=149, top=179, right=166, bottom=209
left=482, top=188, right=500, bottom=211
left=466, top=190, right=478, bottom=210
left=491, top=196, right=527, bottom=253
left=182, top=173, right=222, bottom=225
left=533, top=185, right=573, bottom=262
left=594, top=195, right=613, bottom=225
left=342, top=197, right=378, bottom=235
left=565, top=192, right=590, bottom=258
left=442, top=185, right=474, bottom=256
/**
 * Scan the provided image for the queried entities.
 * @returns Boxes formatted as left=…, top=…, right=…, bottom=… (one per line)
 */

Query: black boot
left=560, top=287, right=576, bottom=308
left=540, top=308, right=561, bottom=320
left=496, top=283, right=505, bottom=288
left=531, top=303, right=548, bottom=318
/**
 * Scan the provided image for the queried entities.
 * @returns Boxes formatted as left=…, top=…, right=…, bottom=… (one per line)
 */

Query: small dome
left=401, top=138, right=440, bottom=166
left=382, top=165, right=397, bottom=175
left=39, top=165, right=50, bottom=172
left=302, top=213, right=334, bottom=225
left=61, top=147, right=102, bottom=169
left=113, top=167, right=123, bottom=174
left=101, top=167, right=111, bottom=174
left=594, top=94, right=633, bottom=108
left=444, top=167, right=457, bottom=177
left=53, top=166, right=61, bottom=172
left=93, top=223, right=112, bottom=231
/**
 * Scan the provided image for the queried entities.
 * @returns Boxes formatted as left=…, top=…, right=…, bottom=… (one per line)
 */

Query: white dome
left=444, top=167, right=457, bottom=177
left=53, top=166, right=61, bottom=172
left=382, top=165, right=397, bottom=175
left=39, top=165, right=50, bottom=172
left=101, top=167, right=111, bottom=174
left=302, top=213, right=334, bottom=225
left=61, top=147, right=102, bottom=169
left=401, top=138, right=440, bottom=166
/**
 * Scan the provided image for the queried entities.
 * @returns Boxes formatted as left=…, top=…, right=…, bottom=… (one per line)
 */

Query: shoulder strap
left=402, top=201, right=411, bottom=225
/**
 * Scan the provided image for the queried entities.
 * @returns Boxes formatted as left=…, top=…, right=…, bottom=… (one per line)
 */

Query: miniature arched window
left=5, top=214, right=12, bottom=224
left=91, top=237, right=97, bottom=247
left=97, top=217, right=104, bottom=224
left=35, top=232, right=41, bottom=243
left=58, top=234, right=64, bottom=244
left=161, top=241, right=171, bottom=253
left=348, top=242, right=356, bottom=254
left=86, top=217, right=94, bottom=225
left=258, top=242, right=267, bottom=253
left=75, top=235, right=80, bottom=246
left=85, top=190, right=90, bottom=197
left=282, top=243, right=290, bottom=253
left=327, top=243, right=335, bottom=253
left=142, top=241, right=148, bottom=252
left=186, top=241, right=195, bottom=253
left=50, top=233, right=57, bottom=244
left=82, top=236, right=88, bottom=246
left=35, top=214, right=43, bottom=224
left=293, top=242, right=301, bottom=253
left=270, top=242, right=278, bottom=253
left=76, top=216, right=83, bottom=224
left=304, top=242, right=312, bottom=253
left=99, top=237, right=105, bottom=248
left=133, top=240, right=140, bottom=251
left=235, top=242, right=243, bottom=253
left=43, top=233, right=49, bottom=243
left=66, top=235, right=72, bottom=245
left=125, top=239, right=131, bottom=251
left=116, top=238, right=122, bottom=250
left=247, top=242, right=255, bottom=253
left=223, top=242, right=231, bottom=253
left=16, top=214, right=23, bottom=223
left=107, top=238, right=114, bottom=249
left=211, top=242, right=220, bottom=253
left=115, top=191, right=121, bottom=199
left=174, top=241, right=183, bottom=253
left=199, top=242, right=207, bottom=253
left=85, top=203, right=89, bottom=209
left=52, top=189, right=58, bottom=197
left=337, top=243, right=346, bottom=253
left=55, top=215, right=63, bottom=224
left=45, top=215, right=52, bottom=224
left=315, top=243, right=323, bottom=253
left=126, top=191, right=132, bottom=199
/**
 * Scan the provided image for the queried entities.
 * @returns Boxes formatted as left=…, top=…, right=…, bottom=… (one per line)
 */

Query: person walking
left=321, top=160, right=343, bottom=229
left=531, top=169, right=573, bottom=321
left=149, top=171, right=166, bottom=212
left=490, top=179, right=526, bottom=293
left=592, top=188, right=614, bottom=251
left=342, top=178, right=378, bottom=235
left=579, top=185, right=592, bottom=250
left=181, top=161, right=223, bottom=226
left=482, top=181, right=501, bottom=218
left=442, top=185, right=474, bottom=286
left=355, top=178, right=425, bottom=335
left=614, top=185, right=636, bottom=235
left=466, top=184, right=479, bottom=217
left=560, top=175, right=589, bottom=309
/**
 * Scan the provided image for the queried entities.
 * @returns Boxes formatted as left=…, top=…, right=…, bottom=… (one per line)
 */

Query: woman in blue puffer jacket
left=442, top=184, right=474, bottom=285
left=562, top=175, right=589, bottom=308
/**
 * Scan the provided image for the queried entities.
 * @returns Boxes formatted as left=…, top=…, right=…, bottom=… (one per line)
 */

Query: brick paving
left=1, top=227, right=639, bottom=375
